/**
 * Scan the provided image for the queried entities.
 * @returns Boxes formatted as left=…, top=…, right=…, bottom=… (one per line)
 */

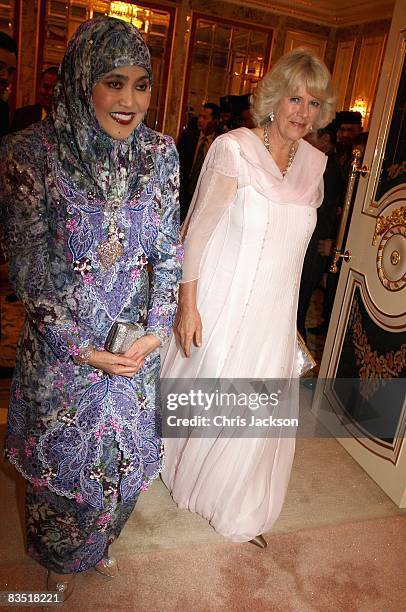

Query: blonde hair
left=251, top=48, right=336, bottom=130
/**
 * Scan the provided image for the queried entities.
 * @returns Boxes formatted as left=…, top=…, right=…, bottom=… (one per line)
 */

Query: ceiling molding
left=223, top=0, right=395, bottom=27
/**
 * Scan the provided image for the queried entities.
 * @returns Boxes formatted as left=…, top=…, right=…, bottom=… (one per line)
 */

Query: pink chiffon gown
left=161, top=127, right=326, bottom=542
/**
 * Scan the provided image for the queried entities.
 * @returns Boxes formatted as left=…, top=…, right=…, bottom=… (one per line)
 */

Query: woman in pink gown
left=162, top=49, right=336, bottom=545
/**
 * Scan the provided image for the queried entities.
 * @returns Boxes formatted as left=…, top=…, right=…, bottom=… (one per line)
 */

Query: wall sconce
left=350, top=97, right=368, bottom=122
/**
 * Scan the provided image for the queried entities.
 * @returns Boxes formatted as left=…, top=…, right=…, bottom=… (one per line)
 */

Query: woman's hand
left=87, top=335, right=160, bottom=378
left=123, top=334, right=161, bottom=369
left=174, top=279, right=202, bottom=357
left=174, top=304, right=202, bottom=358
left=88, top=350, right=142, bottom=378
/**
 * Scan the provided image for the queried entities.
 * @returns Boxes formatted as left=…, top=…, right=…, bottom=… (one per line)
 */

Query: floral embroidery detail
left=42, top=466, right=57, bottom=480
left=31, top=477, right=48, bottom=491
left=66, top=218, right=78, bottom=232
left=96, top=513, right=113, bottom=530
left=95, top=423, right=107, bottom=441
left=119, top=459, right=135, bottom=475
left=176, top=244, right=184, bottom=263
left=24, top=437, right=36, bottom=457
left=110, top=417, right=124, bottom=435
left=89, top=466, right=104, bottom=482
left=74, top=491, right=84, bottom=504
left=88, top=370, right=103, bottom=383
left=1, top=122, right=181, bottom=509
left=74, top=257, right=93, bottom=277
left=60, top=409, right=76, bottom=425
left=67, top=344, right=81, bottom=357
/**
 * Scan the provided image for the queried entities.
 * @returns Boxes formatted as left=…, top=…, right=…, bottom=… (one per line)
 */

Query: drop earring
left=308, top=124, right=313, bottom=132
left=269, top=111, right=275, bottom=122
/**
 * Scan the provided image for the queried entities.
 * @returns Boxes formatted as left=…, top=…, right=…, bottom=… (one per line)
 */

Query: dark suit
left=177, top=127, right=200, bottom=223
left=0, top=100, right=10, bottom=137
left=10, top=103, right=42, bottom=132
left=297, top=153, right=344, bottom=340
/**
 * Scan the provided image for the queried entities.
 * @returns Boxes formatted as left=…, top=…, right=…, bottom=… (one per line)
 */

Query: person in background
left=309, top=115, right=367, bottom=337
left=178, top=101, right=220, bottom=222
left=336, top=110, right=363, bottom=145
left=11, top=66, right=58, bottom=132
left=335, top=110, right=363, bottom=181
left=297, top=123, right=344, bottom=341
left=0, top=31, right=17, bottom=137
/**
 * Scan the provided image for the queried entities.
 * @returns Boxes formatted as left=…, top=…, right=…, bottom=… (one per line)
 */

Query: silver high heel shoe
left=95, top=555, right=119, bottom=579
left=249, top=534, right=267, bottom=549
left=47, top=572, right=75, bottom=601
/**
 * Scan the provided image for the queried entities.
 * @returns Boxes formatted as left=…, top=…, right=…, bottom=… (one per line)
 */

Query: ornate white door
left=312, top=0, right=406, bottom=507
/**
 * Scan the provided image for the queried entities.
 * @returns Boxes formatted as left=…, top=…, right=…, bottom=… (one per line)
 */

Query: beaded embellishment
left=98, top=198, right=125, bottom=268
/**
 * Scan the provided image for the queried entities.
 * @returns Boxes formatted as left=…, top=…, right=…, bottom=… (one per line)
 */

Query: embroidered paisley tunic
left=0, top=120, right=182, bottom=510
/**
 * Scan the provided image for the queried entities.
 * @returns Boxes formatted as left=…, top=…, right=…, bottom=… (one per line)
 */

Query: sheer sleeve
left=181, top=135, right=240, bottom=283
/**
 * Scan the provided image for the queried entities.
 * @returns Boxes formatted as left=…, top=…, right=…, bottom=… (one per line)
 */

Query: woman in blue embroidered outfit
left=0, top=17, right=182, bottom=595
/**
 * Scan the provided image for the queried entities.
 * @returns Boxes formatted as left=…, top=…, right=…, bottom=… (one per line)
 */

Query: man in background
left=335, top=110, right=363, bottom=181
left=307, top=111, right=366, bottom=337
left=298, top=123, right=344, bottom=341
left=0, top=32, right=17, bottom=137
left=11, top=66, right=58, bottom=132
left=178, top=102, right=220, bottom=222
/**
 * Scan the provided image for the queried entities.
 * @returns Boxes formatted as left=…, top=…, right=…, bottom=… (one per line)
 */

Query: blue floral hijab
left=50, top=16, right=153, bottom=199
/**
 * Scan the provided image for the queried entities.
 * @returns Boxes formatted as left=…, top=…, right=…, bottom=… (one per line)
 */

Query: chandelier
left=109, top=2, right=143, bottom=30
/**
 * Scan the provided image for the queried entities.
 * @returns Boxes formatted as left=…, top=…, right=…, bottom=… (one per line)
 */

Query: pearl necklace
left=263, top=122, right=297, bottom=177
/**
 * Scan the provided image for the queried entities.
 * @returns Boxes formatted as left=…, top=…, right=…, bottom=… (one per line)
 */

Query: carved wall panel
left=331, top=39, right=355, bottom=110
left=350, top=34, right=387, bottom=129
left=283, top=29, right=327, bottom=59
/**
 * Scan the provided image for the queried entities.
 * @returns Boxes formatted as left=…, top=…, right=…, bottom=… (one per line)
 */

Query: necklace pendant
left=98, top=234, right=124, bottom=269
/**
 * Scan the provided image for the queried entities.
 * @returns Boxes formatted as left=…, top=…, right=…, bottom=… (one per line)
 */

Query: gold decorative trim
left=372, top=206, right=406, bottom=245
left=350, top=297, right=406, bottom=388
left=374, top=206, right=406, bottom=292
left=376, top=225, right=406, bottom=291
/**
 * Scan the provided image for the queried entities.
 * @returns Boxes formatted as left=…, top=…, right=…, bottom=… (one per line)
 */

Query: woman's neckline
left=239, top=126, right=303, bottom=179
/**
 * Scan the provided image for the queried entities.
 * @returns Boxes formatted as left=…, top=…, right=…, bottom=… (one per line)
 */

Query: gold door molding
left=374, top=207, right=406, bottom=292
left=322, top=271, right=406, bottom=465
left=358, top=32, right=405, bottom=214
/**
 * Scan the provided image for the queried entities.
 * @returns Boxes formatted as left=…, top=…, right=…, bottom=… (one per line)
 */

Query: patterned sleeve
left=0, top=134, right=92, bottom=361
left=145, top=136, right=183, bottom=345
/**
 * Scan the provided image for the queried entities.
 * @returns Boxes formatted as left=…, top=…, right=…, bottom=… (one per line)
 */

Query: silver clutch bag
left=105, top=322, right=145, bottom=354
left=296, top=331, right=317, bottom=377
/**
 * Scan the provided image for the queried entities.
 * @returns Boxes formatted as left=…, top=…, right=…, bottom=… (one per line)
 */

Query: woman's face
left=92, top=65, right=151, bottom=140
left=274, top=85, right=321, bottom=142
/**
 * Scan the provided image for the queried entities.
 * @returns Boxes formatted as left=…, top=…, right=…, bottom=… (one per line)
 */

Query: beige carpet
left=1, top=268, right=405, bottom=610
left=1, top=516, right=405, bottom=612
